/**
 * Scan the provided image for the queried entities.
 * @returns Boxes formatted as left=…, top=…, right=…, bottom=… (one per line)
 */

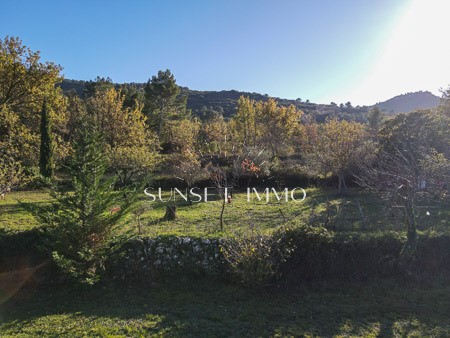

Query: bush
left=220, top=228, right=295, bottom=287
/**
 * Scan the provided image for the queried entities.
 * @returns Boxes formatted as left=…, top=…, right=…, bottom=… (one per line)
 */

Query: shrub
left=220, top=228, right=295, bottom=287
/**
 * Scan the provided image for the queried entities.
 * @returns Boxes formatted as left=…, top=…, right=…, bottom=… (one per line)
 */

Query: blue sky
left=2, top=0, right=449, bottom=105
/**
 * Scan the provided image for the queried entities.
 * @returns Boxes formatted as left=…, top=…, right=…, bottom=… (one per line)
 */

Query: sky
left=1, top=0, right=449, bottom=106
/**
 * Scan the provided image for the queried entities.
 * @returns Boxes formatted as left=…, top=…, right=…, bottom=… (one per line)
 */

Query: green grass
left=1, top=188, right=449, bottom=237
left=1, top=189, right=450, bottom=337
left=0, top=191, right=52, bottom=233
left=1, top=280, right=450, bottom=337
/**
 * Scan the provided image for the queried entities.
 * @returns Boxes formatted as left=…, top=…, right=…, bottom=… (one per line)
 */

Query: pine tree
left=39, top=99, right=54, bottom=178
left=32, top=120, right=137, bottom=283
left=144, top=69, right=188, bottom=135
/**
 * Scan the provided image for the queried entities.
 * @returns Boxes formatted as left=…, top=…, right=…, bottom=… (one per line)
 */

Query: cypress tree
left=39, top=99, right=54, bottom=178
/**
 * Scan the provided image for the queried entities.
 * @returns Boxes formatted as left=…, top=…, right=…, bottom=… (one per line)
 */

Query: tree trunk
left=219, top=198, right=225, bottom=231
left=405, top=200, right=416, bottom=245
left=338, top=173, right=347, bottom=195
left=187, top=184, right=192, bottom=205
left=164, top=205, right=177, bottom=220
left=137, top=215, right=142, bottom=234
left=400, top=198, right=417, bottom=269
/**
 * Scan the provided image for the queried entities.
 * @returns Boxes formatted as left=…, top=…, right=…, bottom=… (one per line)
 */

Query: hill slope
left=374, top=91, right=440, bottom=114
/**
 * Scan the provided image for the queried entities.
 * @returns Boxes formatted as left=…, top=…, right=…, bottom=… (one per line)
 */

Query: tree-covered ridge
left=59, top=79, right=440, bottom=122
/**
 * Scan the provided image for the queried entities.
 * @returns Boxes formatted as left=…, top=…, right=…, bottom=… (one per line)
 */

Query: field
left=1, top=188, right=448, bottom=236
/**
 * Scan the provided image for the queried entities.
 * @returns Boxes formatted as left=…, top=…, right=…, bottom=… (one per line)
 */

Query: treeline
left=60, top=79, right=371, bottom=122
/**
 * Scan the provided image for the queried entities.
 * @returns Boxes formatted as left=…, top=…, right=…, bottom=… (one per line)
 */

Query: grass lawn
left=0, top=191, right=52, bottom=233
left=1, top=188, right=449, bottom=237
left=1, top=280, right=450, bottom=337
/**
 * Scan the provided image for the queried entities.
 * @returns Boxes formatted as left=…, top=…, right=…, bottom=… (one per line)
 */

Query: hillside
left=58, top=80, right=441, bottom=122
left=374, top=91, right=440, bottom=114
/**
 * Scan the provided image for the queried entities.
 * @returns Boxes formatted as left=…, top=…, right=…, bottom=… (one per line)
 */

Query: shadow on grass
left=1, top=279, right=450, bottom=337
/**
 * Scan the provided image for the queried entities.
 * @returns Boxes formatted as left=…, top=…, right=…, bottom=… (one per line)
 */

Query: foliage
left=167, top=150, right=205, bottom=202
left=198, top=113, right=229, bottom=156
left=303, top=118, right=368, bottom=194
left=231, top=96, right=258, bottom=146
left=86, top=87, right=159, bottom=185
left=83, top=76, right=114, bottom=97
left=230, top=96, right=303, bottom=156
left=39, top=100, right=54, bottom=178
left=221, top=227, right=295, bottom=287
left=0, top=36, right=62, bottom=113
left=0, top=154, right=26, bottom=195
left=29, top=123, right=137, bottom=283
left=357, top=111, right=450, bottom=251
left=256, top=99, right=303, bottom=156
left=0, top=105, right=37, bottom=166
left=0, top=36, right=67, bottom=167
left=366, top=106, right=384, bottom=134
left=144, top=69, right=188, bottom=137
left=161, top=118, right=200, bottom=153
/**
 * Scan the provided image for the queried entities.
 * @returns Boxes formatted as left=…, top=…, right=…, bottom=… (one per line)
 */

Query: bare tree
left=205, top=145, right=268, bottom=231
left=356, top=111, right=450, bottom=257
left=169, top=151, right=205, bottom=205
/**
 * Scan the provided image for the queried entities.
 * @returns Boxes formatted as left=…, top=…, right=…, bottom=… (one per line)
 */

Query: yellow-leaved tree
left=86, top=87, right=159, bottom=185
left=304, top=118, right=367, bottom=194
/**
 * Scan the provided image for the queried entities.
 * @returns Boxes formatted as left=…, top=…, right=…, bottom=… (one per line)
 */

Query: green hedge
left=2, top=227, right=450, bottom=285
left=281, top=227, right=450, bottom=282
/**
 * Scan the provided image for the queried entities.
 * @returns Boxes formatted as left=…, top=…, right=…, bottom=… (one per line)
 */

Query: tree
left=161, top=118, right=200, bottom=154
left=83, top=76, right=114, bottom=98
left=230, top=97, right=303, bottom=156
left=256, top=99, right=302, bottom=156
left=0, top=36, right=61, bottom=113
left=199, top=113, right=230, bottom=156
left=304, top=118, right=367, bottom=194
left=205, top=145, right=267, bottom=231
left=86, top=87, right=158, bottom=185
left=0, top=104, right=37, bottom=166
left=366, top=106, right=384, bottom=134
left=439, top=86, right=450, bottom=114
left=144, top=69, right=188, bottom=136
left=31, top=121, right=137, bottom=283
left=231, top=96, right=257, bottom=146
left=39, top=100, right=54, bottom=178
left=357, top=111, right=450, bottom=256
left=0, top=36, right=67, bottom=167
left=169, top=150, right=205, bottom=205
left=0, top=155, right=25, bottom=196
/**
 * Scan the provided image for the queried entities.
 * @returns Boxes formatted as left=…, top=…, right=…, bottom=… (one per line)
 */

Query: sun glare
left=348, top=0, right=450, bottom=105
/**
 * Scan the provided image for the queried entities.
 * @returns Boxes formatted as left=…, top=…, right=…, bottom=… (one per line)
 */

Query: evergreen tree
left=367, top=107, right=384, bottom=133
left=144, top=69, right=188, bottom=135
left=39, top=99, right=54, bottom=178
left=32, top=120, right=137, bottom=283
